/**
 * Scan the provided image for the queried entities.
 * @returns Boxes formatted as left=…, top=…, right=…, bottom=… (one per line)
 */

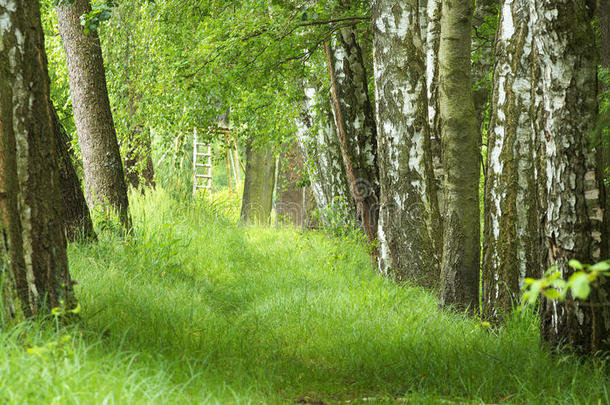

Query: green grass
left=0, top=188, right=608, bottom=404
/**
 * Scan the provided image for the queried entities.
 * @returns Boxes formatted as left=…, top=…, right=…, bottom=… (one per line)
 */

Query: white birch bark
left=531, top=0, right=609, bottom=352
left=296, top=84, right=355, bottom=221
left=482, top=0, right=543, bottom=318
left=372, top=0, right=441, bottom=284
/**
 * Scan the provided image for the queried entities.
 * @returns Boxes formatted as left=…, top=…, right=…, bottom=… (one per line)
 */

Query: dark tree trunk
left=51, top=106, right=97, bottom=242
left=438, top=0, right=481, bottom=312
left=0, top=0, right=76, bottom=317
left=276, top=141, right=315, bottom=228
left=124, top=126, right=156, bottom=190
left=57, top=0, right=131, bottom=229
left=599, top=0, right=610, bottom=258
left=240, top=139, right=276, bottom=224
left=324, top=25, right=380, bottom=245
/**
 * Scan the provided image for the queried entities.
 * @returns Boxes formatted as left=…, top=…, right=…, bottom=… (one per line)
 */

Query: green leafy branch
left=522, top=260, right=610, bottom=305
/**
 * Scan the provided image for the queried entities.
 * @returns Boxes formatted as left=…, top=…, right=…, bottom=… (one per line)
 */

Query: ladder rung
left=195, top=143, right=209, bottom=147
left=195, top=185, right=211, bottom=189
left=195, top=175, right=212, bottom=179
left=196, top=153, right=212, bottom=157
left=195, top=164, right=211, bottom=168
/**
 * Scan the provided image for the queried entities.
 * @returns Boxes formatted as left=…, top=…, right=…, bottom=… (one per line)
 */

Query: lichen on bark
left=372, top=0, right=441, bottom=285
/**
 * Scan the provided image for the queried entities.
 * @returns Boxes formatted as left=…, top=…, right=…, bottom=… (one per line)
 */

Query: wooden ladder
left=192, top=129, right=212, bottom=195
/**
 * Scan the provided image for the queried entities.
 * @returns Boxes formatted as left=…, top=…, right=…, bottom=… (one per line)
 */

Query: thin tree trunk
left=372, top=0, right=441, bottom=285
left=324, top=25, right=380, bottom=244
left=482, top=0, right=542, bottom=319
left=532, top=0, right=609, bottom=353
left=0, top=0, right=76, bottom=317
left=57, top=0, right=131, bottom=228
left=599, top=0, right=610, bottom=258
left=426, top=0, right=444, bottom=212
left=51, top=106, right=97, bottom=242
left=240, top=139, right=276, bottom=224
left=438, top=0, right=480, bottom=312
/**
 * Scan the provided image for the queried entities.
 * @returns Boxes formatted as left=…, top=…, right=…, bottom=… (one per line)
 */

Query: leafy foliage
left=522, top=260, right=610, bottom=305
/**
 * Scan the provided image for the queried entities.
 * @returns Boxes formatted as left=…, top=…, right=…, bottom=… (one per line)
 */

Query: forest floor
left=0, top=188, right=608, bottom=404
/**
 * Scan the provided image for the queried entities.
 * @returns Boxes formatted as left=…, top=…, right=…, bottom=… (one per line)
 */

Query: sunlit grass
left=0, top=187, right=607, bottom=404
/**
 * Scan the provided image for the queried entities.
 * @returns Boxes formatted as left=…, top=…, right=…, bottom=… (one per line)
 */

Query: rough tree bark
left=57, top=0, right=131, bottom=228
left=482, top=0, right=543, bottom=319
left=240, top=139, right=276, bottom=224
left=599, top=0, right=610, bottom=257
left=324, top=24, right=379, bottom=244
left=438, top=0, right=480, bottom=312
left=372, top=0, right=441, bottom=285
left=296, top=84, right=355, bottom=223
left=51, top=106, right=97, bottom=242
left=532, top=0, right=609, bottom=353
left=0, top=0, right=76, bottom=317
left=425, top=0, right=444, bottom=211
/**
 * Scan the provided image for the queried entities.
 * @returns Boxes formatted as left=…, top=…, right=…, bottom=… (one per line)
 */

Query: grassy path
left=0, top=189, right=607, bottom=404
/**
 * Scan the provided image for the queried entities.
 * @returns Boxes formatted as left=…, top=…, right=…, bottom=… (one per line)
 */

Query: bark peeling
left=372, top=0, right=441, bottom=284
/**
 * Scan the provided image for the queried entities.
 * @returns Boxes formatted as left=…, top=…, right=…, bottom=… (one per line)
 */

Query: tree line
left=0, top=0, right=608, bottom=355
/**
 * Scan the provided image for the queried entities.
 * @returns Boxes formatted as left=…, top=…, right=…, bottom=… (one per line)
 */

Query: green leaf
left=543, top=288, right=560, bottom=300
left=568, top=259, right=584, bottom=270
left=569, top=274, right=591, bottom=300
left=589, top=261, right=610, bottom=272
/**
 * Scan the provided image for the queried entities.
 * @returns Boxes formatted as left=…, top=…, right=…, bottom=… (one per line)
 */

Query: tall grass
left=0, top=188, right=607, bottom=404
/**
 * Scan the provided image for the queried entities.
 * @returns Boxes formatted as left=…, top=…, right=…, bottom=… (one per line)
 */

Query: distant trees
left=0, top=0, right=76, bottom=317
left=57, top=0, right=131, bottom=229
left=241, top=140, right=276, bottom=224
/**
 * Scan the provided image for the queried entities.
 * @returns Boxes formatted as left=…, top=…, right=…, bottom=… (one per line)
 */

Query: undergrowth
left=0, top=188, right=607, bottom=404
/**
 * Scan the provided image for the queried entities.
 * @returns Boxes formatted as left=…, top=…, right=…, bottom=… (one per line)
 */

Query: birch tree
left=425, top=0, right=443, bottom=209
left=324, top=25, right=379, bottom=245
left=0, top=0, right=76, bottom=317
left=532, top=0, right=609, bottom=353
left=482, top=0, right=543, bottom=318
left=297, top=83, right=354, bottom=222
left=372, top=0, right=441, bottom=284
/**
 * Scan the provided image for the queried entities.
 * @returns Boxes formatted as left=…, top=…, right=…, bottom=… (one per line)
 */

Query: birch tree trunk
left=0, top=0, right=76, bottom=317
left=57, top=0, right=131, bottom=229
left=372, top=0, right=441, bottom=284
left=438, top=0, right=480, bottom=312
left=297, top=84, right=355, bottom=221
left=532, top=0, right=609, bottom=353
left=52, top=106, right=97, bottom=242
left=482, top=0, right=544, bottom=319
left=425, top=0, right=444, bottom=211
left=324, top=25, right=379, bottom=244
